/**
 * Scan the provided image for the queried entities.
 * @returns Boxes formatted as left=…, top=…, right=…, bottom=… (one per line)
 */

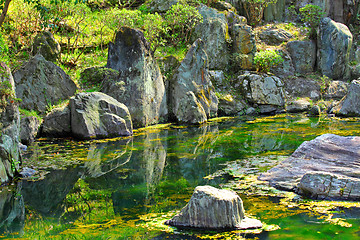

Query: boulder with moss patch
left=105, top=27, right=167, bottom=128
left=169, top=39, right=218, bottom=124
left=317, top=18, right=352, bottom=80
left=13, top=54, right=77, bottom=114
left=32, top=31, right=61, bottom=62
left=231, top=22, right=256, bottom=70
left=80, top=67, right=119, bottom=90
left=70, top=92, right=133, bottom=140
left=191, top=5, right=230, bottom=70
left=165, top=185, right=262, bottom=230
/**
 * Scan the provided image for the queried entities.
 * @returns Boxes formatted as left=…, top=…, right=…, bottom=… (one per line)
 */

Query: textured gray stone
left=70, top=92, right=133, bottom=140
left=20, top=116, right=41, bottom=145
left=32, top=31, right=61, bottom=62
left=259, top=28, right=293, bottom=45
left=41, top=106, right=71, bottom=137
left=317, top=17, right=352, bottom=79
left=237, top=73, right=285, bottom=109
left=165, top=185, right=262, bottom=229
left=13, top=55, right=77, bottom=113
left=260, top=134, right=360, bottom=200
left=324, top=80, right=349, bottom=100
left=287, top=40, right=316, bottom=74
left=105, top=27, right=166, bottom=128
left=331, top=80, right=360, bottom=116
left=191, top=5, right=230, bottom=70
left=169, top=39, right=218, bottom=124
left=286, top=98, right=311, bottom=113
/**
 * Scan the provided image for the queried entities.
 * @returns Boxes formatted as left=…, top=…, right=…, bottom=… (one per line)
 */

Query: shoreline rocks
left=259, top=134, right=360, bottom=200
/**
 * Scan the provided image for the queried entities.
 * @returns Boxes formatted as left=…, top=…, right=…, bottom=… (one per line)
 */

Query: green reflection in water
left=1, top=114, right=360, bottom=239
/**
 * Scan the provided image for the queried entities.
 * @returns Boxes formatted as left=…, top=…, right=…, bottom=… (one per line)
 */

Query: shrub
left=298, top=4, right=325, bottom=39
left=254, top=49, right=284, bottom=73
left=164, top=2, right=203, bottom=46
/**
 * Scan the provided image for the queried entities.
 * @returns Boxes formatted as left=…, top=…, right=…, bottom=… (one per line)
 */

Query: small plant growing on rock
left=290, top=4, right=325, bottom=39
left=254, top=49, right=284, bottom=73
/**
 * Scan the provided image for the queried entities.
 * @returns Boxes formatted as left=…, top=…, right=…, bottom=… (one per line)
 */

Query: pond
left=1, top=114, right=360, bottom=239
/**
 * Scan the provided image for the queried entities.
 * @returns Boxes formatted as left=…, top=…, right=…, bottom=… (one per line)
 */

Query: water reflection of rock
left=110, top=130, right=166, bottom=215
left=21, top=167, right=80, bottom=217
left=168, top=125, right=220, bottom=185
left=0, top=184, right=25, bottom=235
left=81, top=138, right=133, bottom=178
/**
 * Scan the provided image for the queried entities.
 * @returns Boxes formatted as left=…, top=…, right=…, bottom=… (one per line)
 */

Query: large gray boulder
left=0, top=63, right=21, bottom=184
left=165, top=185, right=262, bottom=230
left=259, top=134, right=360, bottom=200
left=169, top=39, right=218, bottom=124
left=32, top=31, right=61, bottom=62
left=191, top=5, right=230, bottom=70
left=237, top=72, right=285, bottom=113
left=331, top=80, right=360, bottom=116
left=20, top=116, right=41, bottom=145
left=13, top=54, right=77, bottom=114
left=104, top=27, right=166, bottom=128
left=287, top=40, right=316, bottom=74
left=317, top=17, right=352, bottom=80
left=70, top=92, right=133, bottom=140
left=41, top=106, right=71, bottom=137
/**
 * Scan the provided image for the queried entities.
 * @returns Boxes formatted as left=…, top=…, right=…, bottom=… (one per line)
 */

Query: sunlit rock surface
left=165, top=185, right=262, bottom=230
left=260, top=134, right=360, bottom=200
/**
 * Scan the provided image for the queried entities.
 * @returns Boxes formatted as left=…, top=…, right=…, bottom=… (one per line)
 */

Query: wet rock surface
left=165, top=185, right=262, bottom=230
left=259, top=134, right=360, bottom=200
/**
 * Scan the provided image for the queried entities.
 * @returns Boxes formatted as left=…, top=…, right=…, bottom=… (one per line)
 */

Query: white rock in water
left=165, top=185, right=262, bottom=230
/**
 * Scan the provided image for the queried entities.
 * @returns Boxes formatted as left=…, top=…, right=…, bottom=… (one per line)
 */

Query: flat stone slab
left=259, top=134, right=360, bottom=200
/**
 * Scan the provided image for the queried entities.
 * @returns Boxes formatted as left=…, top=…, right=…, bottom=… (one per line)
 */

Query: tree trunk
left=0, top=0, right=12, bottom=28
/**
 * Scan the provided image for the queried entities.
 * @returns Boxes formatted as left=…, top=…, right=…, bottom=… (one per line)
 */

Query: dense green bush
left=164, top=2, right=203, bottom=46
left=254, top=49, right=283, bottom=73
left=289, top=4, right=325, bottom=39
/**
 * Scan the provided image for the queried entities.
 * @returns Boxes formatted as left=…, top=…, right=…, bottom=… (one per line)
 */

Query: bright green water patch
left=1, top=114, right=360, bottom=239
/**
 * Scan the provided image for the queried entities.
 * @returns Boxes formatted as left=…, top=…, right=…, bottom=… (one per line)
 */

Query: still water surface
left=1, top=114, right=360, bottom=239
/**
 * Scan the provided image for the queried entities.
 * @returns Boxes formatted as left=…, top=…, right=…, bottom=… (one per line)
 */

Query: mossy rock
left=79, top=67, right=119, bottom=90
